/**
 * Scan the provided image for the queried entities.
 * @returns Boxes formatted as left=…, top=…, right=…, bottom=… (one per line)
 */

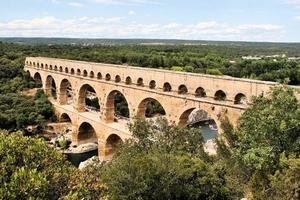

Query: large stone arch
left=45, top=75, right=57, bottom=99
left=177, top=106, right=221, bottom=131
left=59, top=79, right=73, bottom=105
left=77, top=84, right=100, bottom=112
left=137, top=97, right=166, bottom=118
left=77, top=122, right=98, bottom=145
left=104, top=90, right=130, bottom=123
left=59, top=113, right=72, bottom=123
left=103, top=134, right=123, bottom=160
left=33, top=72, right=42, bottom=88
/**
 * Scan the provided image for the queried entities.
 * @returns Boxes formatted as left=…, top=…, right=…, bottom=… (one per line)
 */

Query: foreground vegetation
left=0, top=41, right=299, bottom=199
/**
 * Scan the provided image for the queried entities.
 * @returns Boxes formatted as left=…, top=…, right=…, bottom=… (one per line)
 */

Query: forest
left=0, top=40, right=299, bottom=199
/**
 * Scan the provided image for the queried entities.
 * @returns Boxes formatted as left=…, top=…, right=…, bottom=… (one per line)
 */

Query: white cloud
left=128, top=10, right=136, bottom=15
left=0, top=16, right=285, bottom=42
left=68, top=2, right=84, bottom=7
left=296, top=16, right=300, bottom=20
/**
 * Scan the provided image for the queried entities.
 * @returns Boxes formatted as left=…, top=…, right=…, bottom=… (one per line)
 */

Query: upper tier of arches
left=26, top=59, right=262, bottom=105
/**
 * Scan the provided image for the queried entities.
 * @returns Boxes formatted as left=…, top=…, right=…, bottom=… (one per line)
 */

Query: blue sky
left=0, top=0, right=300, bottom=42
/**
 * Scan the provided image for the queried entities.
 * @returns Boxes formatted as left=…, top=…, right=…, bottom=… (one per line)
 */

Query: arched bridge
left=25, top=57, right=286, bottom=160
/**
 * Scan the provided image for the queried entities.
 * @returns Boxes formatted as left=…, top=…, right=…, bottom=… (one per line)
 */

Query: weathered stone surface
left=78, top=156, right=100, bottom=170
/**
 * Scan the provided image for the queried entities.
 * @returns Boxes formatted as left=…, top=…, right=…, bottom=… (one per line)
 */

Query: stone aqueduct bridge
left=25, top=57, right=285, bottom=160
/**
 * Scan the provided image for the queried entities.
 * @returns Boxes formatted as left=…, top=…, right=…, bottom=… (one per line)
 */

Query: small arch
left=115, top=75, right=121, bottom=83
left=137, top=98, right=166, bottom=118
left=163, top=82, right=172, bottom=92
left=29, top=61, right=32, bottom=66
left=77, top=69, right=81, bottom=75
left=195, top=87, right=206, bottom=98
left=78, top=122, right=97, bottom=145
left=105, top=73, right=111, bottom=81
left=54, top=65, right=58, bottom=71
left=33, top=62, right=36, bottom=67
left=33, top=72, right=42, bottom=88
left=49, top=65, right=53, bottom=70
left=105, top=134, right=123, bottom=159
left=71, top=68, right=75, bottom=75
left=59, top=66, right=63, bottom=72
left=59, top=113, right=72, bottom=123
left=83, top=70, right=88, bottom=77
left=125, top=76, right=132, bottom=85
left=90, top=71, right=94, bottom=78
left=214, top=90, right=226, bottom=101
left=234, top=93, right=247, bottom=105
left=41, top=63, right=44, bottom=69
left=178, top=84, right=188, bottom=95
left=137, top=78, right=144, bottom=87
left=45, top=64, right=48, bottom=70
left=65, top=67, right=69, bottom=73
left=97, top=72, right=102, bottom=79
left=37, top=63, right=40, bottom=68
left=149, top=80, right=156, bottom=89
left=26, top=61, right=29, bottom=65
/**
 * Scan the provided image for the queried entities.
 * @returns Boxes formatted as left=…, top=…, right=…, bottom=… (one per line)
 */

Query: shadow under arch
left=59, top=79, right=73, bottom=105
left=137, top=97, right=166, bottom=118
left=105, top=90, right=129, bottom=123
left=45, top=75, right=57, bottom=99
left=77, top=122, right=98, bottom=145
left=77, top=84, right=100, bottom=112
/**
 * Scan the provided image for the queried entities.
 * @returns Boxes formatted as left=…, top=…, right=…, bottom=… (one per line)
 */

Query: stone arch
left=214, top=90, right=226, bottom=101
left=234, top=93, right=247, bottom=105
left=29, top=61, right=32, bottom=66
left=77, top=122, right=97, bottom=145
left=59, top=66, right=63, bottom=72
left=195, top=87, right=206, bottom=97
left=104, top=134, right=123, bottom=160
left=59, top=79, right=73, bottom=105
left=49, top=65, right=53, bottom=70
left=163, top=82, right=172, bottom=92
left=97, top=72, right=102, bottom=79
left=33, top=62, right=36, bottom=67
left=45, top=75, right=57, bottom=99
left=125, top=76, right=132, bottom=85
left=41, top=63, right=44, bottom=69
left=33, top=72, right=42, bottom=88
left=45, top=64, right=48, bottom=70
left=37, top=63, right=40, bottom=68
left=178, top=108, right=219, bottom=139
left=137, top=78, right=144, bottom=86
left=105, top=73, right=111, bottom=81
left=83, top=70, right=88, bottom=77
left=178, top=84, right=188, bottom=95
left=65, top=67, right=69, bottom=73
left=77, top=69, right=81, bottom=75
left=77, top=84, right=100, bottom=112
left=71, top=68, right=75, bottom=75
left=149, top=80, right=156, bottom=89
left=115, top=75, right=121, bottom=83
left=137, top=98, right=166, bottom=118
left=105, top=90, right=130, bottom=122
left=54, top=65, right=58, bottom=71
left=90, top=71, right=94, bottom=78
left=59, top=113, right=72, bottom=123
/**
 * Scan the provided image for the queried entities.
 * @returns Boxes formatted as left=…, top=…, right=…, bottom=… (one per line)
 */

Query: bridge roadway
left=24, top=57, right=300, bottom=160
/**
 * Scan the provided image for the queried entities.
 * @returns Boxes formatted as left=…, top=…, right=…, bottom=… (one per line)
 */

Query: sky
left=0, top=0, right=300, bottom=42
